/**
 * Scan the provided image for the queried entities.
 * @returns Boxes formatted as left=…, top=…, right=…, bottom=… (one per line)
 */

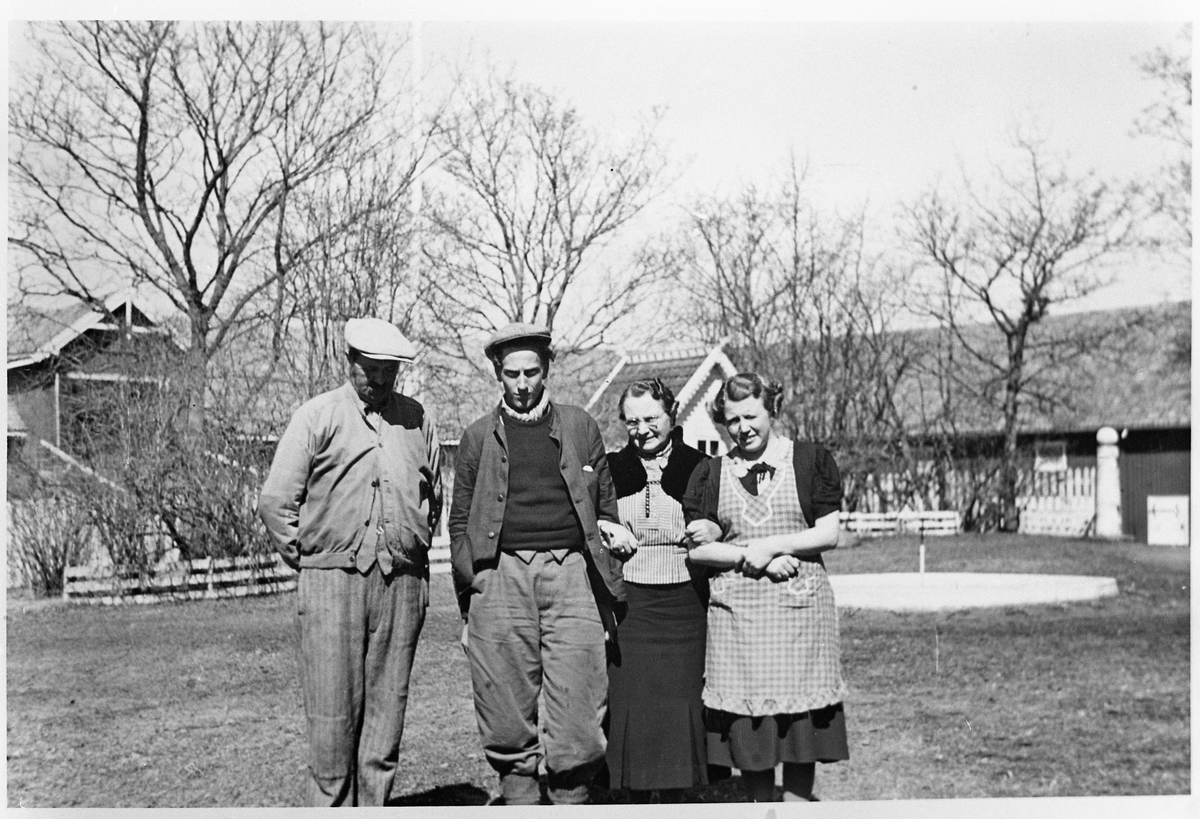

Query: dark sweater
left=499, top=412, right=585, bottom=552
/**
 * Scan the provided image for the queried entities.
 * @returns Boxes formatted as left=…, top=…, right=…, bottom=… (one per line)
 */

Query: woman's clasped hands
left=743, top=542, right=801, bottom=582
left=683, top=520, right=801, bottom=582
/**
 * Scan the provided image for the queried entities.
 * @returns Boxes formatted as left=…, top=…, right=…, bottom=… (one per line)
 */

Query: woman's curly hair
left=709, top=372, right=785, bottom=424
left=618, top=377, right=679, bottom=423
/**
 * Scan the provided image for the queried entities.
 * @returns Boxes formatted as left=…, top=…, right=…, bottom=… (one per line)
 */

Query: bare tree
left=9, top=21, right=418, bottom=433
left=658, top=161, right=921, bottom=510
left=422, top=71, right=671, bottom=375
left=270, top=156, right=435, bottom=397
left=903, top=136, right=1139, bottom=531
left=1133, top=24, right=1191, bottom=254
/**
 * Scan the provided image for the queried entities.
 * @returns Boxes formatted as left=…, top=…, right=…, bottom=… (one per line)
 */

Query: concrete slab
left=829, top=572, right=1118, bottom=612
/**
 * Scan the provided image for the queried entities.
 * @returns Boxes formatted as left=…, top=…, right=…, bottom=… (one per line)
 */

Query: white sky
left=6, top=4, right=1195, bottom=322
left=412, top=17, right=1192, bottom=315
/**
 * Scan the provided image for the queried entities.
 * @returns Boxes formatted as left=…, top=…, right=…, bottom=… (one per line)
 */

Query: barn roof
left=578, top=301, right=1189, bottom=452
left=891, top=299, right=1190, bottom=437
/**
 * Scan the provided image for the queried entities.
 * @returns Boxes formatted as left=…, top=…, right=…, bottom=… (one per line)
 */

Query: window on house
left=1034, top=440, right=1068, bottom=473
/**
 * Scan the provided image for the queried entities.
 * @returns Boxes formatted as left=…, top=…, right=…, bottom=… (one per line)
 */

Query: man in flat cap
left=449, top=322, right=638, bottom=805
left=258, top=317, right=442, bottom=806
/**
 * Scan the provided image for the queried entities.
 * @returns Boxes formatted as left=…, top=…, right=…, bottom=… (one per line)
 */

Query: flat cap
left=484, top=322, right=553, bottom=359
left=344, top=318, right=416, bottom=361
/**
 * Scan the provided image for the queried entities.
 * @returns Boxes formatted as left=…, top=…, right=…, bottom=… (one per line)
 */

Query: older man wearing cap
left=449, top=322, right=638, bottom=805
left=258, top=317, right=442, bottom=806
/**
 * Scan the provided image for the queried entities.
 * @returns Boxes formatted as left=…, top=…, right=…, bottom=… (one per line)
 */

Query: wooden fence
left=51, top=466, right=1097, bottom=602
left=61, top=506, right=966, bottom=602
left=426, top=510, right=962, bottom=575
left=1021, top=466, right=1096, bottom=509
left=852, top=463, right=1097, bottom=538
left=63, top=553, right=296, bottom=605
left=1019, top=466, right=1095, bottom=537
left=838, top=510, right=961, bottom=537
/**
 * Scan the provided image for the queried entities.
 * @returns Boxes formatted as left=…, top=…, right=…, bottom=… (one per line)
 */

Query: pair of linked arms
left=680, top=512, right=841, bottom=581
left=596, top=510, right=839, bottom=582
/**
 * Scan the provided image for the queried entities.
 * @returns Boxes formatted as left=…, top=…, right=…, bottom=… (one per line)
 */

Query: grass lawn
left=5, top=534, right=1189, bottom=807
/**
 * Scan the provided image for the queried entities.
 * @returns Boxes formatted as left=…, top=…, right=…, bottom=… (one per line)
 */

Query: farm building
left=895, top=300, right=1190, bottom=543
left=7, top=288, right=179, bottom=496
left=1027, top=302, right=1188, bottom=544
left=578, top=302, right=1190, bottom=544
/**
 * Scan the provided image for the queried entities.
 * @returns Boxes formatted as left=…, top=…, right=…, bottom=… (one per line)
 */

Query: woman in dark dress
left=683, top=372, right=849, bottom=802
left=604, top=378, right=711, bottom=802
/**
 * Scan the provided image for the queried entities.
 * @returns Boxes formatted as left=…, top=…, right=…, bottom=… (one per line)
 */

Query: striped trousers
left=296, top=564, right=427, bottom=806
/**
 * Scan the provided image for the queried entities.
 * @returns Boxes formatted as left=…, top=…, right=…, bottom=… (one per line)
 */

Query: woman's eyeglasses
left=623, top=414, right=666, bottom=431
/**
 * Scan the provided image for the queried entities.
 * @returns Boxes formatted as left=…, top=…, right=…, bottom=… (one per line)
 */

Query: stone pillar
left=1094, top=426, right=1123, bottom=539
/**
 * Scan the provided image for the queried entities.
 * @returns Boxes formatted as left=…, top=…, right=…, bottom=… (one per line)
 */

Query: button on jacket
left=448, top=402, right=625, bottom=616
left=259, top=383, right=442, bottom=572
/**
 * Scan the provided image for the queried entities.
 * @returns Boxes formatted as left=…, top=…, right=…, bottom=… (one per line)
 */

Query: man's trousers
left=466, top=549, right=608, bottom=805
left=297, top=564, right=427, bottom=806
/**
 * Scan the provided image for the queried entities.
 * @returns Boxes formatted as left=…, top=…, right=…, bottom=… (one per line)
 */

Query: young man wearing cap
left=258, top=317, right=442, bottom=806
left=449, top=322, right=638, bottom=806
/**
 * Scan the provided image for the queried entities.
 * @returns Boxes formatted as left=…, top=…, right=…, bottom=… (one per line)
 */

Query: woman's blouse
left=616, top=456, right=691, bottom=584
left=606, top=430, right=707, bottom=586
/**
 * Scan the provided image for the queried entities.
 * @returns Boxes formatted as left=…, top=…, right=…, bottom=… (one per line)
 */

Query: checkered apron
left=703, top=441, right=848, bottom=717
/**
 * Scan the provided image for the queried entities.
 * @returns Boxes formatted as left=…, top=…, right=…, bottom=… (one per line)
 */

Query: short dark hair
left=710, top=372, right=784, bottom=424
left=618, top=378, right=679, bottom=423
left=489, top=339, right=555, bottom=378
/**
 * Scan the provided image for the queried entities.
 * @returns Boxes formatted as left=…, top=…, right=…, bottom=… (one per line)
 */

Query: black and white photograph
left=5, top=3, right=1192, bottom=815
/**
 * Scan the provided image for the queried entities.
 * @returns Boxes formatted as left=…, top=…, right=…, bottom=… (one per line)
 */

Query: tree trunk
left=999, top=367, right=1023, bottom=532
left=183, top=321, right=210, bottom=438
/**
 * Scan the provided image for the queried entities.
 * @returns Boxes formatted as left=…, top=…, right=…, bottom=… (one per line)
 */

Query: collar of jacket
left=608, top=426, right=705, bottom=503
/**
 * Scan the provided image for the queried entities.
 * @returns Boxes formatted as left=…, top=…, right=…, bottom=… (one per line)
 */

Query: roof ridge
left=626, top=345, right=711, bottom=364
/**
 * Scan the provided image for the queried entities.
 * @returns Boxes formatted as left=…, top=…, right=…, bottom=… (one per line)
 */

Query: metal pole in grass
left=919, top=517, right=926, bottom=574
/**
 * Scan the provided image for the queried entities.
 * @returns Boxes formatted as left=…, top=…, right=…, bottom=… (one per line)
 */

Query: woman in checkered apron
left=682, top=372, right=848, bottom=802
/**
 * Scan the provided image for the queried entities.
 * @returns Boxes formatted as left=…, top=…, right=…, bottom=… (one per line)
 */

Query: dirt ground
left=6, top=534, right=1190, bottom=807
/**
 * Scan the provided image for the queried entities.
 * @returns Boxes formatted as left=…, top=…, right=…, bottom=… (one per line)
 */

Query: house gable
left=7, top=289, right=178, bottom=455
left=585, top=341, right=739, bottom=452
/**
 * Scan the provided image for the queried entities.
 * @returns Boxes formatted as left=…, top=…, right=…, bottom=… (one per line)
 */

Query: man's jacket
left=448, top=401, right=626, bottom=619
left=258, top=383, right=442, bottom=573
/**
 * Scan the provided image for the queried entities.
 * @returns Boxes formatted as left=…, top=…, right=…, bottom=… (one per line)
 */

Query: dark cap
left=483, top=322, right=553, bottom=360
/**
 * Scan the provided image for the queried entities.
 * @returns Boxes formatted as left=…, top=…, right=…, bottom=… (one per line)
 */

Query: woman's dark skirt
left=705, top=704, right=849, bottom=772
left=605, top=579, right=710, bottom=791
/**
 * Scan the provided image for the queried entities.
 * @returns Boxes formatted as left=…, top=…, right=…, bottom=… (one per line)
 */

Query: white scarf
left=499, top=389, right=551, bottom=423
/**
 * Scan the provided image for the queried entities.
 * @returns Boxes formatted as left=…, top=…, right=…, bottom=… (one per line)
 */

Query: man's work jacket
left=448, top=401, right=626, bottom=619
left=258, top=383, right=442, bottom=574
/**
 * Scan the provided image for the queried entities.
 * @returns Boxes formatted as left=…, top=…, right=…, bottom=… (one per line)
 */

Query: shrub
left=7, top=495, right=92, bottom=596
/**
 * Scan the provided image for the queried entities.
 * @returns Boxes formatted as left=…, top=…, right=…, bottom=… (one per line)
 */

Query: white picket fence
left=1018, top=466, right=1095, bottom=537
left=838, top=510, right=961, bottom=537
left=63, top=553, right=296, bottom=605
left=855, top=464, right=1097, bottom=538
left=427, top=510, right=962, bottom=575
left=41, top=465, right=1100, bottom=603
left=1021, top=467, right=1096, bottom=509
